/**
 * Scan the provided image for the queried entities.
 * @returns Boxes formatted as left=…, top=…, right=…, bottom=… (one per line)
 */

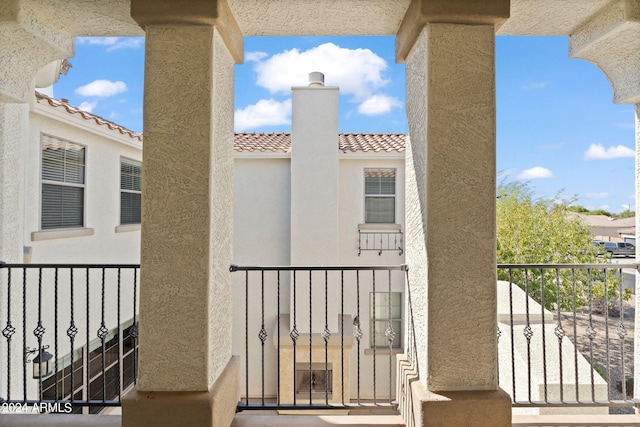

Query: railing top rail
left=229, top=264, right=408, bottom=272
left=498, top=262, right=639, bottom=269
left=0, top=263, right=140, bottom=269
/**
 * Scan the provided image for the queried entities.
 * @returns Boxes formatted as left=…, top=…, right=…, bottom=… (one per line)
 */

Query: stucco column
left=0, top=0, right=73, bottom=263
left=123, top=1, right=242, bottom=426
left=396, top=1, right=511, bottom=426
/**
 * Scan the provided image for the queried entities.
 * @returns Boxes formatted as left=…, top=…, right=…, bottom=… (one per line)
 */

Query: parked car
left=595, top=241, right=636, bottom=257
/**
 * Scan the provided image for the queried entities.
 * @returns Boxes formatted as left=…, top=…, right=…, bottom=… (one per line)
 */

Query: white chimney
left=290, top=72, right=339, bottom=332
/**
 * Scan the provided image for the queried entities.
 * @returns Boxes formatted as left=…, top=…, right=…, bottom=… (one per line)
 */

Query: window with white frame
left=41, top=134, right=86, bottom=230
left=370, top=292, right=402, bottom=348
left=364, top=168, right=396, bottom=224
left=120, top=158, right=142, bottom=225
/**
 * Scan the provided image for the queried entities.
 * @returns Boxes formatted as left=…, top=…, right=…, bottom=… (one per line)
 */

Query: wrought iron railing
left=358, top=231, right=403, bottom=256
left=0, top=262, right=139, bottom=412
left=230, top=264, right=408, bottom=411
left=497, top=262, right=638, bottom=412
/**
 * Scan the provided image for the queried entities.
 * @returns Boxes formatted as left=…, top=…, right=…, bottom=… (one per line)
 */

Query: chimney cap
left=308, top=72, right=324, bottom=87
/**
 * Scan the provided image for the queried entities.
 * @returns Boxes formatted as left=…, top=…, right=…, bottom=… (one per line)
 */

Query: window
left=370, top=292, right=402, bottom=348
left=120, top=158, right=142, bottom=225
left=364, top=168, right=395, bottom=224
left=41, top=134, right=85, bottom=230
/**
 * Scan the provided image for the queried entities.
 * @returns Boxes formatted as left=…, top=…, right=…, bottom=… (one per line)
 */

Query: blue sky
left=49, top=35, right=636, bottom=213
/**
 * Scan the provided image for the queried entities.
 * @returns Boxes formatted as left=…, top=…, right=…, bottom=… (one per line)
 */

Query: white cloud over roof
left=235, top=98, right=292, bottom=131
left=75, top=80, right=127, bottom=97
left=584, top=143, right=634, bottom=160
left=358, top=94, right=402, bottom=116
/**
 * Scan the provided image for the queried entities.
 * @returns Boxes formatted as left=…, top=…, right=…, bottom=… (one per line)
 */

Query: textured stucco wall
left=0, top=103, right=26, bottom=263
left=569, top=0, right=640, bottom=104
left=405, top=24, right=498, bottom=391
left=138, top=25, right=234, bottom=392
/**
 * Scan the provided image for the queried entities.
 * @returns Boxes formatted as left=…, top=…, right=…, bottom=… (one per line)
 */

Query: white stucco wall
left=25, top=103, right=142, bottom=264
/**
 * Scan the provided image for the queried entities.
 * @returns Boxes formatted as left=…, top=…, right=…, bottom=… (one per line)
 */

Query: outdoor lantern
left=30, top=347, right=53, bottom=379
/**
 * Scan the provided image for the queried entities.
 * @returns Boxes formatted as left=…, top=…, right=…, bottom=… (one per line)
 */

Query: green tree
left=496, top=181, right=626, bottom=311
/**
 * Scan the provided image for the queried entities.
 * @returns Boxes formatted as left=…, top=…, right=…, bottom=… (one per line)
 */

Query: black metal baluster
left=586, top=268, right=596, bottom=402
left=68, top=269, right=77, bottom=405
left=244, top=270, right=249, bottom=405
left=291, top=271, right=298, bottom=406
left=22, top=266, right=27, bottom=402
left=540, top=268, right=548, bottom=403
left=85, top=268, right=90, bottom=405
left=98, top=268, right=108, bottom=403
left=322, top=270, right=330, bottom=405
left=355, top=270, right=361, bottom=405
left=617, top=267, right=627, bottom=400
left=523, top=268, right=533, bottom=403
left=259, top=270, right=266, bottom=406
left=340, top=269, right=344, bottom=406
left=388, top=269, right=396, bottom=403
left=34, top=268, right=45, bottom=401
left=554, top=268, right=565, bottom=403
left=54, top=267, right=59, bottom=401
left=277, top=270, right=281, bottom=405
left=2, top=266, right=16, bottom=400
left=603, top=268, right=611, bottom=401
left=372, top=269, right=376, bottom=404
left=116, top=268, right=122, bottom=402
left=508, top=269, right=516, bottom=403
left=571, top=268, right=579, bottom=403
left=131, top=268, right=138, bottom=385
left=308, top=269, right=312, bottom=405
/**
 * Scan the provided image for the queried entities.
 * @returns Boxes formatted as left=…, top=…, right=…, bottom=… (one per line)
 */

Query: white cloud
left=78, top=101, right=98, bottom=113
left=251, top=43, right=389, bottom=101
left=75, top=80, right=127, bottom=97
left=357, top=94, right=402, bottom=116
left=235, top=98, right=292, bottom=131
left=585, top=192, right=609, bottom=199
left=523, top=81, right=548, bottom=90
left=598, top=205, right=611, bottom=211
left=77, top=37, right=143, bottom=51
left=584, top=143, right=634, bottom=160
left=246, top=51, right=268, bottom=62
left=517, top=166, right=553, bottom=180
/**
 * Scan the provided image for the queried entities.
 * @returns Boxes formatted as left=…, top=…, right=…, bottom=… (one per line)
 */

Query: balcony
left=1, top=261, right=639, bottom=426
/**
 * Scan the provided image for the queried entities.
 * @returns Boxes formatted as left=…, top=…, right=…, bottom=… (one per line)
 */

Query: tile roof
left=234, top=132, right=406, bottom=153
left=35, top=91, right=143, bottom=142
left=35, top=92, right=405, bottom=153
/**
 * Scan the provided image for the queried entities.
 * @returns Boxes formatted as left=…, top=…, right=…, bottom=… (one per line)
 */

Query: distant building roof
left=35, top=92, right=406, bottom=153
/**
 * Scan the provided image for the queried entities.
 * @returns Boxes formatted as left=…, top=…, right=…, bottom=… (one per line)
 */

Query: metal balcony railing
left=496, top=262, right=639, bottom=412
left=0, top=262, right=139, bottom=412
left=358, top=231, right=403, bottom=256
left=230, top=264, right=408, bottom=412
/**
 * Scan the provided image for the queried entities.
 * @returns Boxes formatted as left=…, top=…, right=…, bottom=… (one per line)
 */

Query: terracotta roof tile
left=35, top=91, right=143, bottom=143
left=234, top=132, right=291, bottom=153
left=234, top=132, right=405, bottom=153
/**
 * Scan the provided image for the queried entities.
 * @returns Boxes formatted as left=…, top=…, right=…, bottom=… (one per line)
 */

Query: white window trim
left=369, top=291, right=402, bottom=349
left=119, top=157, right=142, bottom=226
left=363, top=168, right=397, bottom=225
left=39, top=133, right=87, bottom=232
